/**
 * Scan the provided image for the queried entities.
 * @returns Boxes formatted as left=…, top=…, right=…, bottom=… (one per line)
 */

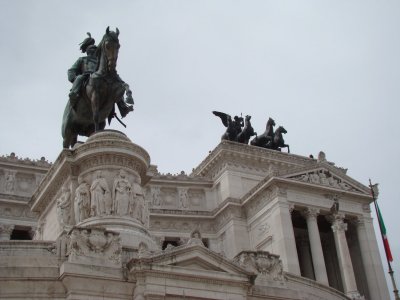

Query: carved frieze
left=150, top=218, right=214, bottom=234
left=147, top=185, right=206, bottom=211
left=0, top=204, right=38, bottom=220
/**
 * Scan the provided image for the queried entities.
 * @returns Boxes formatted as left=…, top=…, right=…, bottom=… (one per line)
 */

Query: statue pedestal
left=79, top=216, right=157, bottom=249
left=31, top=130, right=158, bottom=251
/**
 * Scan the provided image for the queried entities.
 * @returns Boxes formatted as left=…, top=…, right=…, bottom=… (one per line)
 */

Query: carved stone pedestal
left=31, top=130, right=157, bottom=251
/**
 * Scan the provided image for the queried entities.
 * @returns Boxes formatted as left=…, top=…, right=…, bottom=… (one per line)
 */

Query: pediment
left=135, top=244, right=254, bottom=276
left=280, top=165, right=370, bottom=195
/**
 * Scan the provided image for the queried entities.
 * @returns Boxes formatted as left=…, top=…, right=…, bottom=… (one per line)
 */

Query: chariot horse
left=236, top=115, right=256, bottom=144
left=250, top=117, right=275, bottom=147
left=62, top=27, right=133, bottom=148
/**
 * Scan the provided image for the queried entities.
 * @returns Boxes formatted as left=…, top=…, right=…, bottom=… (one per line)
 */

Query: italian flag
left=377, top=203, right=393, bottom=262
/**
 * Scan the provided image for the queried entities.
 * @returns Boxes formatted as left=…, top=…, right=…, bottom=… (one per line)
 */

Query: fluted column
left=302, top=208, right=329, bottom=285
left=355, top=216, right=391, bottom=300
left=328, top=213, right=362, bottom=299
left=0, top=224, right=14, bottom=240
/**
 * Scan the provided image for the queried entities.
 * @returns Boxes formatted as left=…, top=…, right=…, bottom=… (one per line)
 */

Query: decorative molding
left=67, top=227, right=122, bottom=266
left=191, top=141, right=315, bottom=180
left=0, top=153, right=51, bottom=168
left=233, top=250, right=285, bottom=282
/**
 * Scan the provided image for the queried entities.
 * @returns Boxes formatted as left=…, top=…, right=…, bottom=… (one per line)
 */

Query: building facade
left=0, top=130, right=390, bottom=299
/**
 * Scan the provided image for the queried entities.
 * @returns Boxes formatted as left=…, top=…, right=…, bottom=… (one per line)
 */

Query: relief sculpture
left=113, top=170, right=131, bottom=216
left=90, top=171, right=111, bottom=216
left=57, top=185, right=72, bottom=229
left=131, top=177, right=145, bottom=223
left=74, top=176, right=91, bottom=223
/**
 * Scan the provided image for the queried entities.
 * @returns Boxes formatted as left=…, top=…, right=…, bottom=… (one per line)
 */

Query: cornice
left=191, top=141, right=315, bottom=179
left=0, top=153, right=52, bottom=169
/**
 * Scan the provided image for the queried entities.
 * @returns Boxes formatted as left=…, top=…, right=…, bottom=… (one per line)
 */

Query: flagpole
left=369, top=179, right=400, bottom=300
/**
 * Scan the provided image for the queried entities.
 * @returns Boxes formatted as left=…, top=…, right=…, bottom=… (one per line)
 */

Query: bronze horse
left=250, top=117, right=275, bottom=147
left=237, top=115, right=256, bottom=144
left=62, top=27, right=133, bottom=148
left=269, top=126, right=290, bottom=153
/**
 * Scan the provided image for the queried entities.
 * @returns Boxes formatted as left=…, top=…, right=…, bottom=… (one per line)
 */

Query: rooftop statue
left=212, top=111, right=243, bottom=142
left=214, top=112, right=290, bottom=152
left=62, top=27, right=134, bottom=148
left=250, top=117, right=275, bottom=148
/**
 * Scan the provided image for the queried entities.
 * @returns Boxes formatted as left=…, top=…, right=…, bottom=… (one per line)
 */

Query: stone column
left=297, top=234, right=315, bottom=279
left=0, top=224, right=14, bottom=240
left=328, top=213, right=362, bottom=299
left=355, top=216, right=391, bottom=300
left=269, top=200, right=301, bottom=275
left=302, top=208, right=329, bottom=285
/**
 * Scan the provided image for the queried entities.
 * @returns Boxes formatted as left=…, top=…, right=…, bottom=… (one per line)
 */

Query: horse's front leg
left=91, top=91, right=100, bottom=132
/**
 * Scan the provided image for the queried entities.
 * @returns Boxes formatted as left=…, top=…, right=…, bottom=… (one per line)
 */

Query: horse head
left=267, top=117, right=276, bottom=127
left=276, top=126, right=287, bottom=135
left=98, top=26, right=120, bottom=72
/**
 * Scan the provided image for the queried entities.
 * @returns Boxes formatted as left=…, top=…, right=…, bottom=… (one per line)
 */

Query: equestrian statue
left=62, top=27, right=134, bottom=148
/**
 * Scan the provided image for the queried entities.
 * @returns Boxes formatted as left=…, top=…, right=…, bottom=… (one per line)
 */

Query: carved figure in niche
left=327, top=176, right=340, bottom=188
left=319, top=172, right=329, bottom=185
left=57, top=185, right=72, bottom=229
left=138, top=242, right=151, bottom=258
left=4, top=171, right=15, bottom=193
left=151, top=186, right=161, bottom=206
left=74, top=176, right=91, bottom=223
left=178, top=188, right=189, bottom=209
left=113, top=170, right=132, bottom=216
left=309, top=172, right=320, bottom=184
left=339, top=180, right=351, bottom=191
left=90, top=171, right=111, bottom=216
left=131, top=177, right=145, bottom=223
left=299, top=173, right=310, bottom=182
left=188, top=229, right=204, bottom=246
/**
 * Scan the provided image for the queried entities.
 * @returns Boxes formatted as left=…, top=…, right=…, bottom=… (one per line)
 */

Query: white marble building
left=0, top=130, right=390, bottom=299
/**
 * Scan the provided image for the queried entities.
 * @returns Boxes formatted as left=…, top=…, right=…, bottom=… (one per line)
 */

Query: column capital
left=301, top=207, right=320, bottom=219
left=0, top=223, right=15, bottom=240
left=288, top=203, right=295, bottom=214
left=349, top=215, right=372, bottom=228
left=326, top=213, right=347, bottom=233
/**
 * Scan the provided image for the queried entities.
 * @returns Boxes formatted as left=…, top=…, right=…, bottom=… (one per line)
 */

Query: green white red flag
left=376, top=203, right=393, bottom=262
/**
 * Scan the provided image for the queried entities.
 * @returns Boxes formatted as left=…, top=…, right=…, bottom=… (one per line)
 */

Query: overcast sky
left=0, top=0, right=399, bottom=295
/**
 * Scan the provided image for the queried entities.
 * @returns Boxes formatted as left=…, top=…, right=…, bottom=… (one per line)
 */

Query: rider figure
left=68, top=33, right=98, bottom=106
left=233, top=115, right=244, bottom=137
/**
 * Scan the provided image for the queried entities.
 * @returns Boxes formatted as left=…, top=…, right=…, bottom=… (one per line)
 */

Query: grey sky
left=0, top=0, right=399, bottom=295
